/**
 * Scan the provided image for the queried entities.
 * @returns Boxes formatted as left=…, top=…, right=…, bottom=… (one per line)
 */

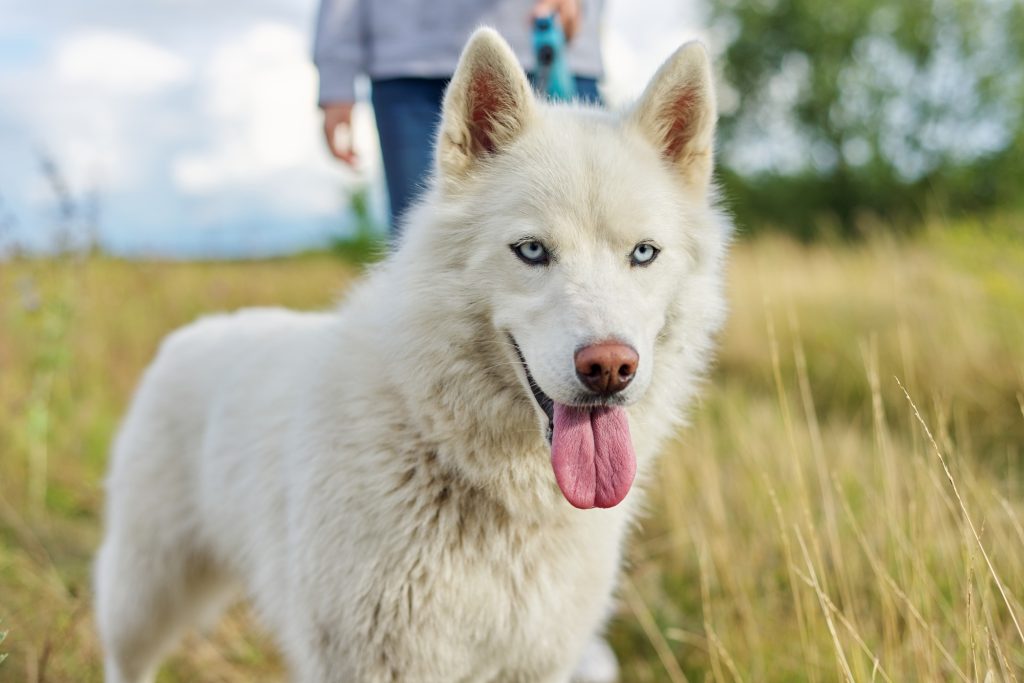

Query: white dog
left=95, top=28, right=728, bottom=683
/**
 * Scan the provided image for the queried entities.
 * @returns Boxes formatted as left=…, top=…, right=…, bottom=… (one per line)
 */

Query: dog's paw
left=571, top=636, right=619, bottom=683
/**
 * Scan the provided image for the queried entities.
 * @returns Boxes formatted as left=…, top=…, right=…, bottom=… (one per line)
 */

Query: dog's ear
left=436, top=28, right=535, bottom=181
left=628, top=42, right=717, bottom=192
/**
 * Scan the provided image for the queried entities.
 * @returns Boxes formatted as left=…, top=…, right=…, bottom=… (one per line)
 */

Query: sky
left=0, top=0, right=703, bottom=258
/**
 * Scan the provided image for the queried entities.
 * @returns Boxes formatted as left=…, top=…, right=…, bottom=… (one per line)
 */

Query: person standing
left=314, top=0, right=604, bottom=233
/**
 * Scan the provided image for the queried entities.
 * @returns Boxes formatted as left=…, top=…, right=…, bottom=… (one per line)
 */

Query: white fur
left=95, top=29, right=729, bottom=683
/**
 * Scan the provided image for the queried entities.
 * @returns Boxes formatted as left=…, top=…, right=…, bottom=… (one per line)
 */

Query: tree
left=708, top=0, right=1024, bottom=236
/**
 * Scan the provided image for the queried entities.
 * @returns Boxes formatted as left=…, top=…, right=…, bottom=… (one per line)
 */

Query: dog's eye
left=512, top=240, right=550, bottom=266
left=630, top=242, right=659, bottom=267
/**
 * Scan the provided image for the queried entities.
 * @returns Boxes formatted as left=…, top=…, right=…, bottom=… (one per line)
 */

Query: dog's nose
left=574, top=343, right=639, bottom=396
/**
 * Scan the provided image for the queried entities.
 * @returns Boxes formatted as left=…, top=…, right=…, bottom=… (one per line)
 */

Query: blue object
left=370, top=76, right=600, bottom=235
left=371, top=78, right=449, bottom=237
left=532, top=14, right=577, bottom=101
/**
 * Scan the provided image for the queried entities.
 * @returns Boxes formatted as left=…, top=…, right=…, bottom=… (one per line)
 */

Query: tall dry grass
left=613, top=219, right=1024, bottom=681
left=1, top=255, right=353, bottom=681
left=1, top=219, right=1022, bottom=681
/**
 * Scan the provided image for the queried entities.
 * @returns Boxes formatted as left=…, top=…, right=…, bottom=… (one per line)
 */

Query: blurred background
left=0, top=0, right=710, bottom=256
left=1, top=0, right=1022, bottom=253
left=1, top=0, right=1023, bottom=681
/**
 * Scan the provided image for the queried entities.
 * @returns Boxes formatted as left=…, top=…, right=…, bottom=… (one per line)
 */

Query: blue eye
left=630, top=242, right=659, bottom=266
left=512, top=240, right=550, bottom=265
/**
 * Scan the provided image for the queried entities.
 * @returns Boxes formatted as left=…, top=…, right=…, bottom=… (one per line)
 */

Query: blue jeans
left=371, top=76, right=601, bottom=235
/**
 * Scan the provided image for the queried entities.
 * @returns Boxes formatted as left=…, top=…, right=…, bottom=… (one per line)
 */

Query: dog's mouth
left=510, top=339, right=555, bottom=442
left=509, top=336, right=637, bottom=510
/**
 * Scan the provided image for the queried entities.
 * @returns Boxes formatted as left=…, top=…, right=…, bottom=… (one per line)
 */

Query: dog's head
left=418, top=29, right=725, bottom=509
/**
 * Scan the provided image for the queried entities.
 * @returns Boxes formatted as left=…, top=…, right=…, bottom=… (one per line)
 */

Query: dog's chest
left=340, top=452, right=622, bottom=680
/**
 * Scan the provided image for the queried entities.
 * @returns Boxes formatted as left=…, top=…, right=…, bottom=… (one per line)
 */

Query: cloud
left=0, top=27, right=200, bottom=203
left=601, top=0, right=704, bottom=106
left=55, top=30, right=190, bottom=94
left=169, top=22, right=368, bottom=217
left=172, top=23, right=323, bottom=192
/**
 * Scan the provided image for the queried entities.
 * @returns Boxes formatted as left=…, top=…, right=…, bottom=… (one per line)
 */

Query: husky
left=95, top=28, right=728, bottom=683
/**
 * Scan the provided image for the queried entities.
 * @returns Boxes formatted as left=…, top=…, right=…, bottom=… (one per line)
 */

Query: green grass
left=1, top=217, right=1022, bottom=681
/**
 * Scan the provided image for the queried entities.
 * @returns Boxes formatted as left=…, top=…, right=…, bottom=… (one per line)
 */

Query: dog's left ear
left=436, top=28, right=536, bottom=182
left=628, top=42, right=717, bottom=192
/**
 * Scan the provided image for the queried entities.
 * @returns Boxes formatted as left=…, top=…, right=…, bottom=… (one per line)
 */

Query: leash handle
left=533, top=14, right=577, bottom=101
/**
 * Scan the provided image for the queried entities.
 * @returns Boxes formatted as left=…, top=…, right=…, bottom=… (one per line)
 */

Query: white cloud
left=55, top=30, right=189, bottom=93
left=601, top=0, right=703, bottom=106
left=171, top=21, right=371, bottom=216
left=0, top=29, right=194, bottom=202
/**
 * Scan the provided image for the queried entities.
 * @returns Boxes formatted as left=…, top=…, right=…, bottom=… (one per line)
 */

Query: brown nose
left=574, top=342, right=639, bottom=396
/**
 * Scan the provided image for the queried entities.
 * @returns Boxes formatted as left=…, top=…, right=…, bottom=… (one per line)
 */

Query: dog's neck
left=361, top=263, right=564, bottom=518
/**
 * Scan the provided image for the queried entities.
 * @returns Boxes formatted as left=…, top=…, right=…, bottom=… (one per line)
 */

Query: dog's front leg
left=570, top=636, right=619, bottom=683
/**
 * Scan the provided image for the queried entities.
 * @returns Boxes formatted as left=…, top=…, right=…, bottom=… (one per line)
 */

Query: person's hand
left=322, top=101, right=358, bottom=165
left=532, top=0, right=581, bottom=42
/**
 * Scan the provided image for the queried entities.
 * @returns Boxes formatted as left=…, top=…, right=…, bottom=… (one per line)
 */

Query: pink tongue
left=551, top=404, right=636, bottom=509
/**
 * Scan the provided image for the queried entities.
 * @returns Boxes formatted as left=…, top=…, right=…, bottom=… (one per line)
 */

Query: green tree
left=709, top=0, right=1024, bottom=237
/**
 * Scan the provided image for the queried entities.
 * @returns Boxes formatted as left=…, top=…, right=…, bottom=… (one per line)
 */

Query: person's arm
left=314, top=0, right=366, bottom=164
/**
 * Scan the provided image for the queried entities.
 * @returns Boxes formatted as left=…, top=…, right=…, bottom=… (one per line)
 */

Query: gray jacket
left=314, top=0, right=604, bottom=104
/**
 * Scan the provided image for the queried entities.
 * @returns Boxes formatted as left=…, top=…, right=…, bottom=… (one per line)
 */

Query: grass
left=1, top=216, right=1023, bottom=681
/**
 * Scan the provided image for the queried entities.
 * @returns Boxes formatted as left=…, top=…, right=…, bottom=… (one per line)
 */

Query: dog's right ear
left=436, top=28, right=536, bottom=182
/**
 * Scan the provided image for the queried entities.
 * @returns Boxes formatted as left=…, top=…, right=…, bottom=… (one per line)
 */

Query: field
left=1, top=217, right=1023, bottom=681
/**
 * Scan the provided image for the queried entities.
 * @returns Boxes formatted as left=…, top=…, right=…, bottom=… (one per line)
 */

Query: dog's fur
left=95, top=29, right=729, bottom=683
